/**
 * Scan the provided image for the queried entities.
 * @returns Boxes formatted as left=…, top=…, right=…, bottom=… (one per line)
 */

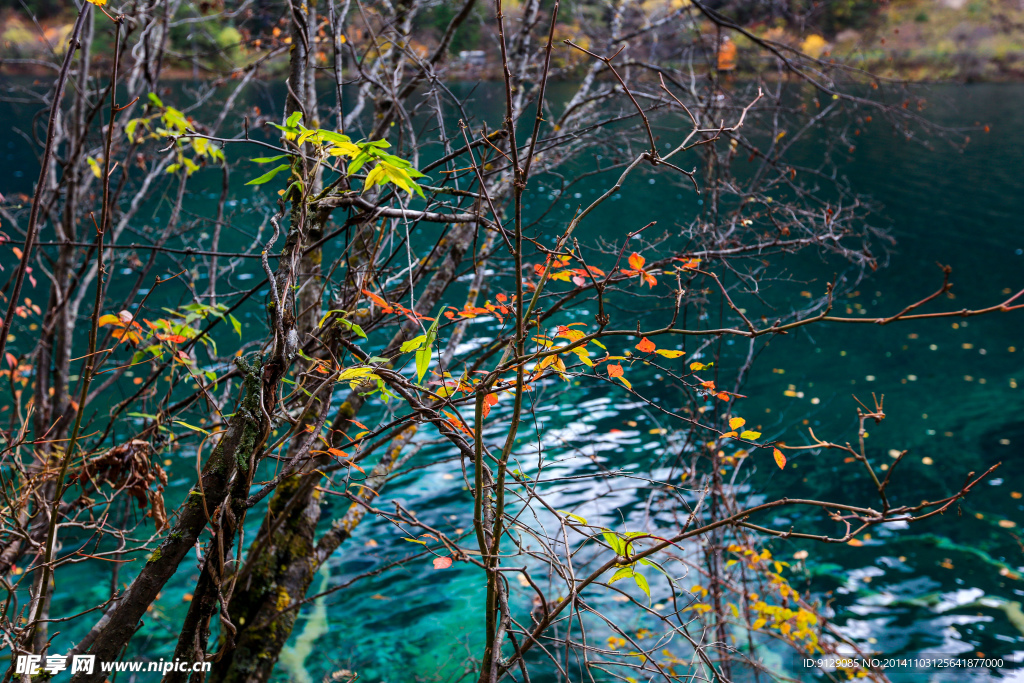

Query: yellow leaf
left=689, top=362, right=706, bottom=371
left=729, top=417, right=746, bottom=430
left=97, top=314, right=122, bottom=327
left=800, top=33, right=829, bottom=59
left=86, top=0, right=107, bottom=5
left=773, top=447, right=786, bottom=469
left=655, top=349, right=684, bottom=358
left=570, top=346, right=594, bottom=367
left=739, top=430, right=761, bottom=440
left=329, top=141, right=361, bottom=158
left=363, top=165, right=386, bottom=191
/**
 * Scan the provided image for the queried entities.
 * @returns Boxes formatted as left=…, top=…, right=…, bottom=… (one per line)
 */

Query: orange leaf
left=635, top=337, right=656, bottom=354
left=773, top=448, right=787, bottom=469
left=628, top=252, right=645, bottom=271
left=361, top=288, right=393, bottom=313
left=716, top=392, right=730, bottom=401
left=443, top=410, right=473, bottom=437
left=157, top=333, right=188, bottom=344
left=607, top=364, right=624, bottom=379
left=433, top=556, right=453, bottom=569
left=729, top=417, right=746, bottom=430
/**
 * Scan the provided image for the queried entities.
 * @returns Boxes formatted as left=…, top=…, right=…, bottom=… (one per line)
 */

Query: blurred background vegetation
left=2, top=0, right=1023, bottom=82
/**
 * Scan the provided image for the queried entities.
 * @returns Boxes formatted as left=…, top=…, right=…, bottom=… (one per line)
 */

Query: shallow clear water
left=1, top=80, right=1023, bottom=681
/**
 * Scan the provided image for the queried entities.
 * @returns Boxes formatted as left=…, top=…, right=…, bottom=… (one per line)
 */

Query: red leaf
left=635, top=337, right=656, bottom=353
left=433, top=556, right=453, bottom=570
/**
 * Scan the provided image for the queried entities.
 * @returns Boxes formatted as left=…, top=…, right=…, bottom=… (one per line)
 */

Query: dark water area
left=0, top=79, right=1022, bottom=681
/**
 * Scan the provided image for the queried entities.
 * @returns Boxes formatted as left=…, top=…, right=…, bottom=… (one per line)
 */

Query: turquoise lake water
left=0, top=80, right=1022, bottom=681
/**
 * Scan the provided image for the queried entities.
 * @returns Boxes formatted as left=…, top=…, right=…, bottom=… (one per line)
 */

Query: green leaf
left=347, top=153, right=372, bottom=176
left=229, top=314, right=242, bottom=338
left=285, top=111, right=303, bottom=128
left=367, top=356, right=392, bottom=364
left=415, top=346, right=431, bottom=385
left=401, top=335, right=426, bottom=353
left=125, top=119, right=140, bottom=142
left=245, top=163, right=290, bottom=186
left=317, top=309, right=347, bottom=329
left=557, top=511, right=588, bottom=525
left=337, top=318, right=367, bottom=339
left=174, top=420, right=210, bottom=436
left=632, top=572, right=651, bottom=602
left=602, top=532, right=626, bottom=555
left=608, top=567, right=634, bottom=585
left=147, top=92, right=164, bottom=108
left=316, top=130, right=349, bottom=144
left=251, top=155, right=289, bottom=163
left=414, top=318, right=439, bottom=385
